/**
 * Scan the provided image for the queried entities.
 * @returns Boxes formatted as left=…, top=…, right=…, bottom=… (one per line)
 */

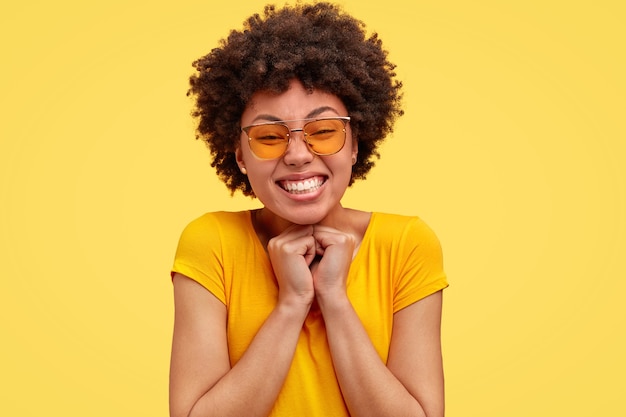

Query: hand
left=311, top=225, right=356, bottom=301
left=267, top=225, right=317, bottom=307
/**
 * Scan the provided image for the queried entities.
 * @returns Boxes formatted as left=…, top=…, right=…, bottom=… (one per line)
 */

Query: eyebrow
left=250, top=106, right=341, bottom=124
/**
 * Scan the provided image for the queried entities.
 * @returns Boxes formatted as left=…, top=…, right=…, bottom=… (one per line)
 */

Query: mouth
left=277, top=176, right=327, bottom=194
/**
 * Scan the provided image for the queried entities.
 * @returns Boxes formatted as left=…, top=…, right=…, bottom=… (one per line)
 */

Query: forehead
left=242, top=79, right=347, bottom=124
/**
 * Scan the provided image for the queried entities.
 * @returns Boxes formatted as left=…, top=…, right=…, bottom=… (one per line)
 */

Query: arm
left=319, top=291, right=444, bottom=417
left=169, top=225, right=318, bottom=417
left=313, top=226, right=445, bottom=417
left=169, top=273, right=310, bottom=417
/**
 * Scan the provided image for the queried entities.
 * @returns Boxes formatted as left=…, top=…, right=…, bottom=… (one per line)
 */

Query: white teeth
left=282, top=178, right=324, bottom=194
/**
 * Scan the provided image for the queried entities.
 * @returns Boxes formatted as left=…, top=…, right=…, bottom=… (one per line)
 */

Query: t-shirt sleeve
left=171, top=214, right=226, bottom=304
left=393, top=217, right=448, bottom=312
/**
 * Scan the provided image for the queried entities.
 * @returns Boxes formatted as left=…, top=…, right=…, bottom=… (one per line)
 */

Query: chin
left=279, top=207, right=329, bottom=226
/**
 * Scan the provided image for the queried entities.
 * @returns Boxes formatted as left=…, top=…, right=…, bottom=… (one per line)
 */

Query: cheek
left=244, top=163, right=276, bottom=192
left=328, top=156, right=355, bottom=184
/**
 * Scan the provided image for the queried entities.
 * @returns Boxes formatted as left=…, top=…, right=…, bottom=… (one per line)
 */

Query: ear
left=351, top=138, right=358, bottom=165
left=235, top=146, right=247, bottom=174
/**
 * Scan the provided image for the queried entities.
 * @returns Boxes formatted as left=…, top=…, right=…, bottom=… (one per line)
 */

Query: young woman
left=169, top=3, right=448, bottom=416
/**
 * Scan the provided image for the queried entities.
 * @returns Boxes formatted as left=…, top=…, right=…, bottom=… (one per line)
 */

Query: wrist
left=276, top=295, right=313, bottom=319
left=315, top=290, right=351, bottom=314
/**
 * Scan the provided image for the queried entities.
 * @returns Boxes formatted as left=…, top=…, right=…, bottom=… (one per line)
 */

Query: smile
left=278, top=176, right=326, bottom=194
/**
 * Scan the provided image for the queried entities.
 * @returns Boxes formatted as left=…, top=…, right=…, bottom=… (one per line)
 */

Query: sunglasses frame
left=241, top=116, right=351, bottom=160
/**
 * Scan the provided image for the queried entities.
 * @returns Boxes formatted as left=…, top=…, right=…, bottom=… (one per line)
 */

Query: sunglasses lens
left=245, top=118, right=347, bottom=159
left=303, top=119, right=346, bottom=155
left=247, top=124, right=290, bottom=159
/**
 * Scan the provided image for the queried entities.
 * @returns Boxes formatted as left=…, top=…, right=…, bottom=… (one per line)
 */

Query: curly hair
left=188, top=2, right=403, bottom=197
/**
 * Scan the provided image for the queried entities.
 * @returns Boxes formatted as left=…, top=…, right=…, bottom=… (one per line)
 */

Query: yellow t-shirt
left=171, top=210, right=448, bottom=416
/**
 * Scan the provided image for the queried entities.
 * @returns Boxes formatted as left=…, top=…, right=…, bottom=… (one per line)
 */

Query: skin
left=169, top=79, right=445, bottom=417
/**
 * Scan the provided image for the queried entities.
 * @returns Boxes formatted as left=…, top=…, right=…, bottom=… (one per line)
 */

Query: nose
left=282, top=129, right=314, bottom=166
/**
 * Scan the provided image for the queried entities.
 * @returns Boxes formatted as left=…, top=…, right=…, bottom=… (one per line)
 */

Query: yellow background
left=1, top=1, right=624, bottom=415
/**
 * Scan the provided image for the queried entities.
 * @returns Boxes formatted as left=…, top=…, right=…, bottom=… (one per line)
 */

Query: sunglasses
left=241, top=116, right=350, bottom=160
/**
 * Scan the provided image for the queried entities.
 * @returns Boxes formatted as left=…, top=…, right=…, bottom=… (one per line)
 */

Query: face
left=236, top=79, right=357, bottom=226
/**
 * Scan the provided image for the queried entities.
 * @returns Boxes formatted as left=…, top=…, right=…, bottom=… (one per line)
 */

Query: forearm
left=188, top=302, right=308, bottom=417
left=318, top=297, right=426, bottom=417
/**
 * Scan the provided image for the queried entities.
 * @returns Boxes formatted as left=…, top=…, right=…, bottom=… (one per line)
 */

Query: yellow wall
left=1, top=1, right=624, bottom=415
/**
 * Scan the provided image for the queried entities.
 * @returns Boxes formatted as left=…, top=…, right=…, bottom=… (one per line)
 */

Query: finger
left=313, top=229, right=353, bottom=249
left=270, top=224, right=314, bottom=246
left=303, top=236, right=318, bottom=264
left=316, top=239, right=325, bottom=255
left=269, top=225, right=313, bottom=248
left=281, top=235, right=316, bottom=256
left=311, top=224, right=339, bottom=234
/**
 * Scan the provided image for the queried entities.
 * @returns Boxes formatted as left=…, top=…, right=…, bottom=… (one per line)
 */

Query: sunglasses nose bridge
left=283, top=126, right=316, bottom=159
left=286, top=127, right=309, bottom=144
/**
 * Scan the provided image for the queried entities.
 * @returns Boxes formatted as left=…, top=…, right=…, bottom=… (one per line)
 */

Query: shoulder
left=172, top=211, right=256, bottom=291
left=181, top=211, right=251, bottom=236
left=370, top=213, right=448, bottom=309
left=176, top=210, right=253, bottom=251
left=369, top=212, right=441, bottom=244
left=366, top=212, right=444, bottom=266
left=183, top=210, right=250, bottom=229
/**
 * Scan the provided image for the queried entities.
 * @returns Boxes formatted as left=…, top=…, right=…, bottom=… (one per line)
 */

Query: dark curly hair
left=188, top=2, right=403, bottom=196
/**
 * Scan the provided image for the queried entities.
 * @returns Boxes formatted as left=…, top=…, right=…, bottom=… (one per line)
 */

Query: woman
left=169, top=3, right=448, bottom=416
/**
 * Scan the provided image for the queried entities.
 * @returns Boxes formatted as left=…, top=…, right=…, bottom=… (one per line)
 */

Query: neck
left=254, top=208, right=292, bottom=241
left=253, top=205, right=349, bottom=240
left=252, top=207, right=370, bottom=256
